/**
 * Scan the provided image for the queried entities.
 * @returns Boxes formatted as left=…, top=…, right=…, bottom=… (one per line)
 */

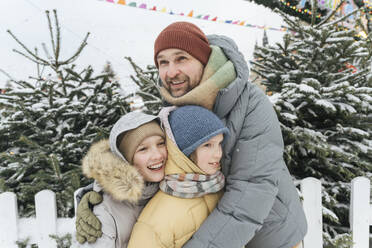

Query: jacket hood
left=207, top=34, right=250, bottom=118
left=82, top=112, right=161, bottom=203
left=109, top=111, right=160, bottom=161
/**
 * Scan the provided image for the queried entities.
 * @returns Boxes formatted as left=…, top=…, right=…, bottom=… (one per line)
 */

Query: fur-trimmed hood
left=82, top=139, right=145, bottom=203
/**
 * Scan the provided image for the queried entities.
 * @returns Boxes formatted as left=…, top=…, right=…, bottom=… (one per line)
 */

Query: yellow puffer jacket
left=127, top=136, right=223, bottom=248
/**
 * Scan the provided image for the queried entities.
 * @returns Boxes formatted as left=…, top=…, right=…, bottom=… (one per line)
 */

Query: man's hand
left=75, top=191, right=103, bottom=244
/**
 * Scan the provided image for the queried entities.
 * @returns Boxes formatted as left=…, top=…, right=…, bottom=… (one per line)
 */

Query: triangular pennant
left=211, top=17, right=217, bottom=21
left=203, top=15, right=210, bottom=20
left=239, top=21, right=245, bottom=25
left=170, top=11, right=174, bottom=15
left=151, top=6, right=156, bottom=11
left=139, top=3, right=147, bottom=8
left=187, top=10, right=194, bottom=17
left=196, top=14, right=202, bottom=18
left=128, top=2, right=136, bottom=7
left=106, top=0, right=114, bottom=3
left=232, top=20, right=239, bottom=24
left=225, top=20, right=232, bottom=23
left=117, top=0, right=126, bottom=4
left=180, top=13, right=184, bottom=16
left=161, top=7, right=167, bottom=12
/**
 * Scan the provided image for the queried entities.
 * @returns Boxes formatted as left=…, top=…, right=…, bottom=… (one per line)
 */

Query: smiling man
left=76, top=22, right=307, bottom=248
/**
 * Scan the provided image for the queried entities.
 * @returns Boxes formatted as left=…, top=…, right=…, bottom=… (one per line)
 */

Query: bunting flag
left=100, top=0, right=287, bottom=32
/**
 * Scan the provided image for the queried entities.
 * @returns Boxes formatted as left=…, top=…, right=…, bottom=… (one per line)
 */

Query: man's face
left=157, top=48, right=204, bottom=97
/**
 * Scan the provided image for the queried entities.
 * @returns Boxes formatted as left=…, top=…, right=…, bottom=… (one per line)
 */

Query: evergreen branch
left=7, top=30, right=50, bottom=65
left=45, top=10, right=57, bottom=61
left=63, top=32, right=90, bottom=65
left=332, top=68, right=368, bottom=85
left=0, top=68, right=15, bottom=81
left=49, top=84, right=54, bottom=107
left=16, top=80, right=36, bottom=90
left=49, top=154, right=62, bottom=180
left=275, top=10, right=304, bottom=39
left=53, top=10, right=61, bottom=63
left=12, top=49, right=49, bottom=66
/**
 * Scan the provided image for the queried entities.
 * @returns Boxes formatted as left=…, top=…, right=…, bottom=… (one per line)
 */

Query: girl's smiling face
left=132, top=135, right=167, bottom=182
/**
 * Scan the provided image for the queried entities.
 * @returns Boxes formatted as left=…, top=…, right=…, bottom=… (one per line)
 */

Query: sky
left=0, top=0, right=286, bottom=91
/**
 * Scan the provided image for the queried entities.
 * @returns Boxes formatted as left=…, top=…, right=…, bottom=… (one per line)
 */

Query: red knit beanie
left=154, top=22, right=211, bottom=68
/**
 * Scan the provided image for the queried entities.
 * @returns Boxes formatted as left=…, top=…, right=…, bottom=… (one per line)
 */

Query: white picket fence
left=0, top=177, right=371, bottom=248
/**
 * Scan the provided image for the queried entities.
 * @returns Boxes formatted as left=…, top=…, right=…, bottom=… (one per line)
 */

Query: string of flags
left=100, top=0, right=287, bottom=32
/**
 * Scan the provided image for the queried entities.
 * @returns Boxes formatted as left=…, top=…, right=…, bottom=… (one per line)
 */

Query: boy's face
left=157, top=48, right=204, bottom=97
left=132, top=135, right=167, bottom=182
left=192, top=134, right=224, bottom=175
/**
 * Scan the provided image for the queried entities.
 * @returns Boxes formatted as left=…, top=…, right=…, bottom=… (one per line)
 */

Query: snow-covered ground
left=0, top=0, right=285, bottom=92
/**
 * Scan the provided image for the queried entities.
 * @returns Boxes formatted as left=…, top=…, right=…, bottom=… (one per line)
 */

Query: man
left=76, top=22, right=307, bottom=248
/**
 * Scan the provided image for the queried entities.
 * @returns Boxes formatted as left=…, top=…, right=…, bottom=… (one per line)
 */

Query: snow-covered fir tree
left=251, top=7, right=372, bottom=247
left=0, top=10, right=130, bottom=217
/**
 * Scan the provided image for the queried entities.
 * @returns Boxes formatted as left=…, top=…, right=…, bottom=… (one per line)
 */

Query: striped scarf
left=159, top=171, right=225, bottom=198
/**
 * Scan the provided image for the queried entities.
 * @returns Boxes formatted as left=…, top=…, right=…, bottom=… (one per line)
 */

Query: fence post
left=0, top=192, right=18, bottom=248
left=73, top=188, right=82, bottom=216
left=301, top=177, right=322, bottom=248
left=35, top=190, right=57, bottom=248
left=350, top=177, right=370, bottom=248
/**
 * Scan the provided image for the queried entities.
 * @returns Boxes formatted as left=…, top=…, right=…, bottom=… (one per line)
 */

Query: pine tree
left=251, top=7, right=372, bottom=247
left=0, top=10, right=130, bottom=217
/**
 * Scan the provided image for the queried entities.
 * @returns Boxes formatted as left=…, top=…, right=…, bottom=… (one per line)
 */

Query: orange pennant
left=117, top=0, right=126, bottom=4
left=187, top=10, right=194, bottom=17
left=239, top=21, right=245, bottom=25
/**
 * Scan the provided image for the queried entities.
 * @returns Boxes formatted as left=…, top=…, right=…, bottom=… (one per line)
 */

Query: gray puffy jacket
left=183, top=35, right=307, bottom=248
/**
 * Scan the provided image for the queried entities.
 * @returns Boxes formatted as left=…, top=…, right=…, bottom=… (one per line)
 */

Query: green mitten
left=75, top=191, right=103, bottom=244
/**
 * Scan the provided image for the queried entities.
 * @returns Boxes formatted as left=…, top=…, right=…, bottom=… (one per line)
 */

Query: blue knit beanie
left=169, top=105, right=229, bottom=156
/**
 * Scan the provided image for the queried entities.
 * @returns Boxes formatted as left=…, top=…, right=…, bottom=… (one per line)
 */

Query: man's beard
left=165, top=75, right=191, bottom=98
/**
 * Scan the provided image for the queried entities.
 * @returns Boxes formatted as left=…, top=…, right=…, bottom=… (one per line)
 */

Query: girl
left=80, top=111, right=167, bottom=248
left=128, top=105, right=229, bottom=248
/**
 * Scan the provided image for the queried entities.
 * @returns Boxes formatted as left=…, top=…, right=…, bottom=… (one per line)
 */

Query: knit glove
left=75, top=191, right=103, bottom=244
